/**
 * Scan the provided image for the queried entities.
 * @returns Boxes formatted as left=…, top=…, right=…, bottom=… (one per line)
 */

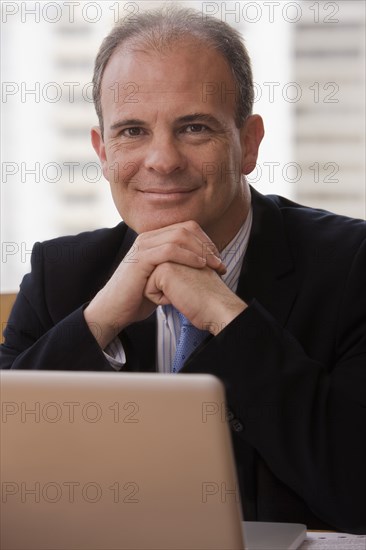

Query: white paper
left=300, top=532, right=366, bottom=549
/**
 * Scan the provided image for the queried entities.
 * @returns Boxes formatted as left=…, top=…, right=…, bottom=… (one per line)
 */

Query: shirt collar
left=220, top=206, right=253, bottom=293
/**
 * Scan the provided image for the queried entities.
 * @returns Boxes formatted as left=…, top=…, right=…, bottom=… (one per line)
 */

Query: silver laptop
left=0, top=371, right=305, bottom=550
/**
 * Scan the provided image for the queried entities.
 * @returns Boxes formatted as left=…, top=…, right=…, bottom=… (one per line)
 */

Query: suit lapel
left=236, top=187, right=297, bottom=327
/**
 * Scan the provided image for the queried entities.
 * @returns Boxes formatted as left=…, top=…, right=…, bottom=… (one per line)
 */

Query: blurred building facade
left=1, top=0, right=365, bottom=292
left=293, top=0, right=365, bottom=217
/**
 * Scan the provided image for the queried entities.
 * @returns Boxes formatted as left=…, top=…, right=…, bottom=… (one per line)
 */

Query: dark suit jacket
left=1, top=188, right=366, bottom=533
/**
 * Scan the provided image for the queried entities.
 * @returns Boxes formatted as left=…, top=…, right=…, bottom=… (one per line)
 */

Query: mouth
left=138, top=188, right=199, bottom=201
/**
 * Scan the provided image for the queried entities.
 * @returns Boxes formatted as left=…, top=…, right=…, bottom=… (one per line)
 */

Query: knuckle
left=174, top=227, right=187, bottom=241
left=168, top=227, right=187, bottom=247
left=163, top=242, right=176, bottom=255
left=135, top=232, right=146, bottom=244
left=184, top=219, right=199, bottom=231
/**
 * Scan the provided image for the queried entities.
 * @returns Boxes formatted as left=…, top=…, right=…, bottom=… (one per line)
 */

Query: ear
left=91, top=126, right=109, bottom=180
left=240, top=115, right=264, bottom=175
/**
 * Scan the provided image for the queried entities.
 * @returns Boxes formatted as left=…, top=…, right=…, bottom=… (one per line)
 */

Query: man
left=1, top=7, right=365, bottom=533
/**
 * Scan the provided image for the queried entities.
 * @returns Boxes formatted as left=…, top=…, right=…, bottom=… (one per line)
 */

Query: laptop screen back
left=1, top=371, right=245, bottom=550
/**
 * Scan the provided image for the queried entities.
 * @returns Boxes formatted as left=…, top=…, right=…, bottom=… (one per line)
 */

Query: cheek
left=106, top=155, right=139, bottom=187
left=201, top=142, right=240, bottom=178
left=205, top=157, right=242, bottom=192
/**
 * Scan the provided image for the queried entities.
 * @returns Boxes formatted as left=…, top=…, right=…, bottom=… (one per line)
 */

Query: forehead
left=100, top=39, right=238, bottom=120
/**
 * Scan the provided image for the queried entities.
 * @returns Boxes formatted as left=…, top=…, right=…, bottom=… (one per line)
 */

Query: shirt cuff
left=103, top=337, right=126, bottom=371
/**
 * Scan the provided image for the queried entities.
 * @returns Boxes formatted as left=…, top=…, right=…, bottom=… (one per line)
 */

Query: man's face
left=92, top=39, right=263, bottom=247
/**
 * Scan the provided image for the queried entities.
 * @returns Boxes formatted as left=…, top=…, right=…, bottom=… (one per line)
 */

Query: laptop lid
left=1, top=370, right=245, bottom=550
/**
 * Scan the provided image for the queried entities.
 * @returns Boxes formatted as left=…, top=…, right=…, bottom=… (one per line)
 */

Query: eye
left=120, top=127, right=144, bottom=137
left=184, top=124, right=209, bottom=134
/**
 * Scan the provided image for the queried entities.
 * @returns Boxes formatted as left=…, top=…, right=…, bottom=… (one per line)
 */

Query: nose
left=144, top=133, right=186, bottom=175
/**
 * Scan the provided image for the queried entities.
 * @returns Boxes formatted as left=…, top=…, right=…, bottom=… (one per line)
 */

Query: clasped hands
left=84, top=220, right=247, bottom=350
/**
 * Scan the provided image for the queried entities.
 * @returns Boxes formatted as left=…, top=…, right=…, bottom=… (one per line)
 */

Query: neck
left=208, top=184, right=252, bottom=252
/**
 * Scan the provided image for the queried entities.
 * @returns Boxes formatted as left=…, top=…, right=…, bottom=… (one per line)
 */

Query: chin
left=124, top=212, right=196, bottom=234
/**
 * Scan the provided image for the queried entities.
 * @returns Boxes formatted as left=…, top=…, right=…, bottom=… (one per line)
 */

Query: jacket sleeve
left=185, top=237, right=366, bottom=533
left=0, top=242, right=113, bottom=371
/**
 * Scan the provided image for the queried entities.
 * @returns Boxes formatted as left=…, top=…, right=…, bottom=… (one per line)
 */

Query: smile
left=138, top=188, right=198, bottom=201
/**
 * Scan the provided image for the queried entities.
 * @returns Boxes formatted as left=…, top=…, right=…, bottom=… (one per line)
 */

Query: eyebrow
left=175, top=113, right=222, bottom=127
left=109, top=113, right=224, bottom=132
left=110, top=119, right=145, bottom=131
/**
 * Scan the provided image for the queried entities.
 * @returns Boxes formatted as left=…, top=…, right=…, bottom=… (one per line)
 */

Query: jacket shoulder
left=35, top=223, right=128, bottom=266
left=21, top=222, right=131, bottom=318
left=266, top=193, right=366, bottom=252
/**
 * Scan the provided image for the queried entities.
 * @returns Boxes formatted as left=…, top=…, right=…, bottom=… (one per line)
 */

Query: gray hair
left=92, top=5, right=254, bottom=136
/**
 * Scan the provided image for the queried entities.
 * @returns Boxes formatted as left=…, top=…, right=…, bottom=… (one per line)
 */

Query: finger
left=140, top=243, right=208, bottom=272
left=143, top=283, right=170, bottom=306
left=139, top=219, right=221, bottom=256
left=136, top=222, right=226, bottom=274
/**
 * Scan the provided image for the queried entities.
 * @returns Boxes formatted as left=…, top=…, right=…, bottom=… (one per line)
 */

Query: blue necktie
left=172, top=312, right=209, bottom=373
